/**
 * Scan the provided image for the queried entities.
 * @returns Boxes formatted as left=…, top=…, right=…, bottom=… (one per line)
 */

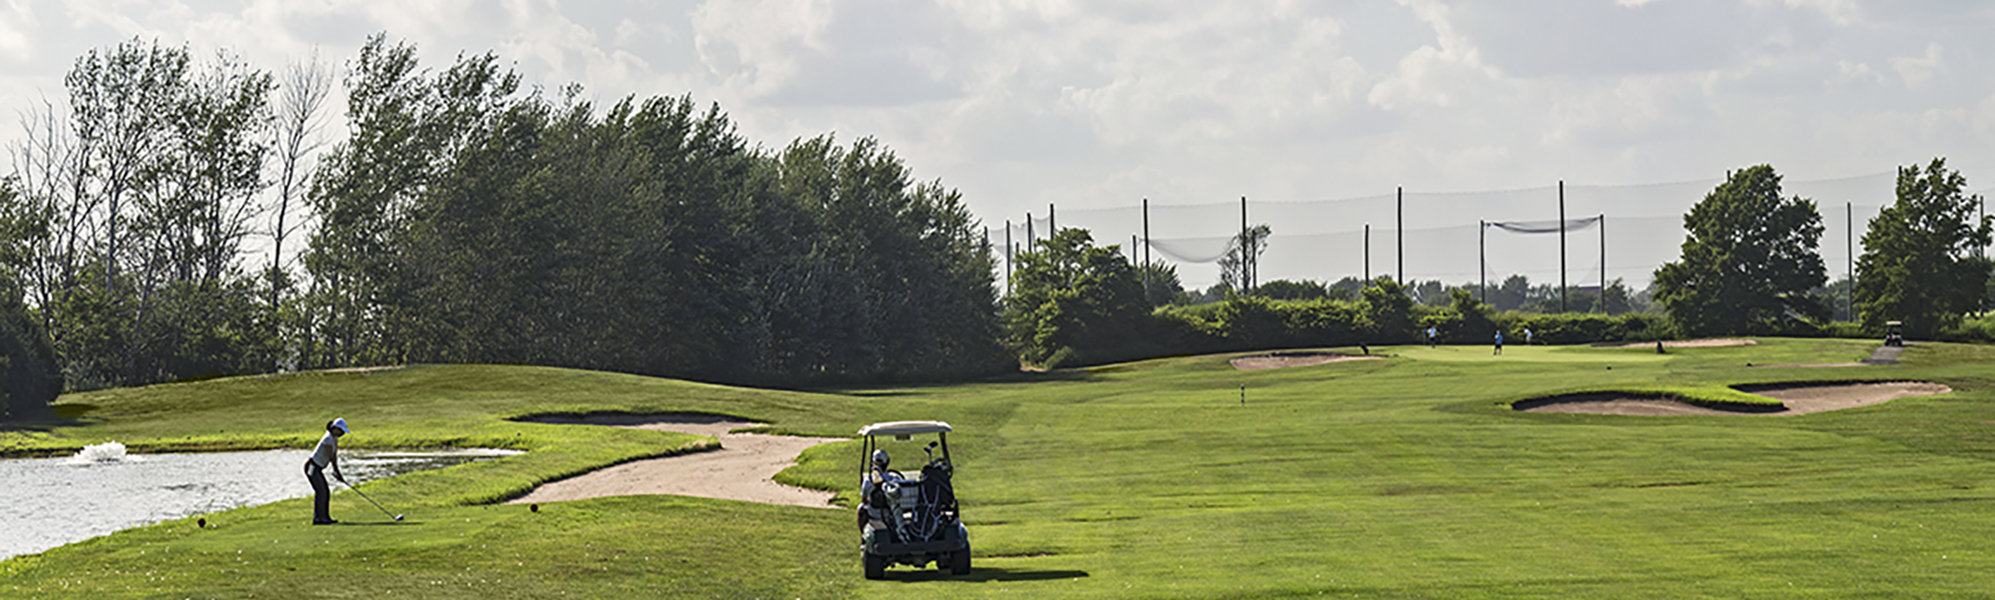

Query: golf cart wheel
left=950, top=548, right=971, bottom=575
left=863, top=552, right=886, bottom=580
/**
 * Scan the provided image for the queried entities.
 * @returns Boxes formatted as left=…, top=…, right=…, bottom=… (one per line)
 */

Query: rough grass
left=5, top=339, right=1993, bottom=598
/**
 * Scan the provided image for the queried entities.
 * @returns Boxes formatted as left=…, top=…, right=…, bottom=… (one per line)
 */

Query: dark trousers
left=305, top=461, right=331, bottom=522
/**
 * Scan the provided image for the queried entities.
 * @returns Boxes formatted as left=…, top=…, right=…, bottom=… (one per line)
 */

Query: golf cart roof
left=858, top=421, right=952, bottom=437
left=1886, top=321, right=1903, bottom=326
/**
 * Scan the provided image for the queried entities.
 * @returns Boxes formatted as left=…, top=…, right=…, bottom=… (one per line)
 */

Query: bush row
left=1043, top=290, right=1898, bottom=368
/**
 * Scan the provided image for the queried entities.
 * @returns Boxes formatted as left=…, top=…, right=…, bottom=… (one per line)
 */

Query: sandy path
left=508, top=414, right=843, bottom=508
left=1515, top=381, right=1950, bottom=416
left=1231, top=352, right=1382, bottom=370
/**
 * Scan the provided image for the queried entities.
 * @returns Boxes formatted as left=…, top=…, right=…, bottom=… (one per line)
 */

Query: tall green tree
left=8, top=39, right=276, bottom=388
left=1134, top=260, right=1183, bottom=307
left=303, top=35, right=1005, bottom=385
left=0, top=180, right=62, bottom=419
left=1005, top=228, right=1149, bottom=366
left=1653, top=165, right=1827, bottom=336
left=1855, top=158, right=1993, bottom=338
left=1361, top=277, right=1417, bottom=342
left=1218, top=224, right=1270, bottom=293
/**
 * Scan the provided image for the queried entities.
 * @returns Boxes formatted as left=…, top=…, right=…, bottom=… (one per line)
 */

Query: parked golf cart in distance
left=1884, top=320, right=1904, bottom=347
left=856, top=420, right=969, bottom=579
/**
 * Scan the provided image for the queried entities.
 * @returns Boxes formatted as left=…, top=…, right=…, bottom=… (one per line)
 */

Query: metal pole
left=1142, top=197, right=1151, bottom=268
left=1479, top=220, right=1485, bottom=302
left=1364, top=224, right=1370, bottom=283
left=1559, top=180, right=1567, bottom=314
left=1005, top=220, right=1012, bottom=296
left=1026, top=212, right=1034, bottom=250
left=1049, top=203, right=1056, bottom=238
left=1847, top=201, right=1854, bottom=322
left=1396, top=187, right=1404, bottom=284
left=1600, top=213, right=1606, bottom=311
left=1242, top=196, right=1252, bottom=292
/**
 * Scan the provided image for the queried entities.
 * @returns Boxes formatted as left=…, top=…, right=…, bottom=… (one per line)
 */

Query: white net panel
left=1487, top=216, right=1601, bottom=234
left=989, top=171, right=1988, bottom=291
left=1146, top=236, right=1233, bottom=264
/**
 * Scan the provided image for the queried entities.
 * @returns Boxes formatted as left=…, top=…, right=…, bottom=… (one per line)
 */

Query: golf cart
left=1884, top=321, right=1904, bottom=347
left=857, top=420, right=969, bottom=579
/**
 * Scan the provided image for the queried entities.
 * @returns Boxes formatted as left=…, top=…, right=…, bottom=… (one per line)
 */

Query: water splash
left=70, top=441, right=141, bottom=464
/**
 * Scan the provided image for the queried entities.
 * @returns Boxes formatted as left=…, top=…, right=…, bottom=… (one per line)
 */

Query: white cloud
left=1828, top=59, right=1885, bottom=88
left=1891, top=42, right=1948, bottom=91
left=1769, top=0, right=1861, bottom=26
left=692, top=0, right=967, bottom=107
left=1366, top=0, right=1501, bottom=111
left=1544, top=74, right=1711, bottom=147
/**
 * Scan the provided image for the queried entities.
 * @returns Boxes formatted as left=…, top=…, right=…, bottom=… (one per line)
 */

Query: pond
left=0, top=443, right=521, bottom=560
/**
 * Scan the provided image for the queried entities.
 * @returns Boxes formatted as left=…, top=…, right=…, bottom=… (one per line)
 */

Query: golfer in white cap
left=307, top=418, right=349, bottom=525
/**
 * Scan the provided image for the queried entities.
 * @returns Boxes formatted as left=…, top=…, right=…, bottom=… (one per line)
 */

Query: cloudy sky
left=1, top=0, right=1990, bottom=289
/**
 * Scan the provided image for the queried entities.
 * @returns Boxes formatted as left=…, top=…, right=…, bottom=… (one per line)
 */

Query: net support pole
left=1600, top=213, right=1607, bottom=311
left=1239, top=196, right=1247, bottom=292
left=1049, top=203, right=1056, bottom=238
left=1397, top=187, right=1404, bottom=284
left=1241, top=196, right=1253, bottom=292
left=1364, top=224, right=1371, bottom=282
left=1847, top=201, right=1854, bottom=321
left=1026, top=212, right=1034, bottom=250
left=1479, top=220, right=1486, bottom=302
left=1142, top=198, right=1151, bottom=293
left=1559, top=180, right=1567, bottom=314
left=1005, top=220, right=1013, bottom=296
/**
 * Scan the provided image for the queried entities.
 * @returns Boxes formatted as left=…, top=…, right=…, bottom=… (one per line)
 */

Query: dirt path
left=508, top=414, right=843, bottom=508
left=1516, top=381, right=1950, bottom=416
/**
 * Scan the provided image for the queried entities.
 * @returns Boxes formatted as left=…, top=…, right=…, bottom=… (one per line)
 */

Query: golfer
left=1493, top=330, right=1504, bottom=355
left=307, top=418, right=348, bottom=525
left=1426, top=327, right=1437, bottom=348
left=1524, top=328, right=1533, bottom=345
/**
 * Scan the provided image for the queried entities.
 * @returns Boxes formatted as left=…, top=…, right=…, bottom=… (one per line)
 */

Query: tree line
left=2, top=35, right=1009, bottom=419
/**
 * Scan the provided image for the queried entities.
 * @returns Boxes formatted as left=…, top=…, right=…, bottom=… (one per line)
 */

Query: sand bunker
left=1613, top=338, right=1757, bottom=349
left=1515, top=381, right=1950, bottom=416
left=509, top=413, right=842, bottom=508
left=1230, top=352, right=1382, bottom=370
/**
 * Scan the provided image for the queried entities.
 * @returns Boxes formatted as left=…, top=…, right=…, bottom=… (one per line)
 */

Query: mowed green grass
left=5, top=337, right=1995, bottom=598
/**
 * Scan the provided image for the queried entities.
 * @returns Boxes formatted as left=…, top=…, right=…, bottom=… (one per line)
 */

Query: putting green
left=5, top=338, right=1994, bottom=598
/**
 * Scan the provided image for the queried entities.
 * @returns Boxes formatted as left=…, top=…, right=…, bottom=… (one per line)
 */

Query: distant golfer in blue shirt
left=1494, top=330, right=1504, bottom=355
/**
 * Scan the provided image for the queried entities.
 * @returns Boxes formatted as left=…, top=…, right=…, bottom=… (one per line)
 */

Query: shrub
left=1, top=285, right=61, bottom=421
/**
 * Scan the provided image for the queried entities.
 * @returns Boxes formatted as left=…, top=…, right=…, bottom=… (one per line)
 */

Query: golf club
left=342, top=480, right=404, bottom=521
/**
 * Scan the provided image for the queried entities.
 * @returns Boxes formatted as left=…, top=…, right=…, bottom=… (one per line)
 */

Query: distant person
left=307, top=418, right=348, bottom=525
left=1426, top=327, right=1437, bottom=348
left=1524, top=328, right=1533, bottom=345
left=1494, top=330, right=1504, bottom=355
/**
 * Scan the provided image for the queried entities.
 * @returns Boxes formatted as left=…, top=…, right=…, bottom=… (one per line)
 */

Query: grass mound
left=1511, top=384, right=1787, bottom=412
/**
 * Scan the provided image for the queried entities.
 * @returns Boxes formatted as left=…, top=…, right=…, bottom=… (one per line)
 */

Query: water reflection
left=0, top=446, right=519, bottom=560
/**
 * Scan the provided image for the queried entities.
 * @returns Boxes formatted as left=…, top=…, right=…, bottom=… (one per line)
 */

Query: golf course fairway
left=5, top=337, right=1995, bottom=598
